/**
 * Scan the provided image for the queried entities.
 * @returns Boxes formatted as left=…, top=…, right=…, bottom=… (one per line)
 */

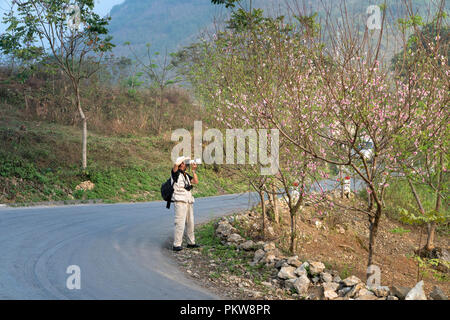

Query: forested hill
left=107, top=0, right=438, bottom=58
left=107, top=0, right=222, bottom=57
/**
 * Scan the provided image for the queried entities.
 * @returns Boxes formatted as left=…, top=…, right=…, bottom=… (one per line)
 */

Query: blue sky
left=0, top=0, right=125, bottom=33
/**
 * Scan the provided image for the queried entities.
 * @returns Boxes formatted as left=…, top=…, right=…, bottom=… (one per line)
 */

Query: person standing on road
left=172, top=156, right=199, bottom=252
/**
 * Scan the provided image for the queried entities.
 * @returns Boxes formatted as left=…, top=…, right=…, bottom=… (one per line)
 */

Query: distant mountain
left=106, top=0, right=440, bottom=59
left=108, top=0, right=222, bottom=57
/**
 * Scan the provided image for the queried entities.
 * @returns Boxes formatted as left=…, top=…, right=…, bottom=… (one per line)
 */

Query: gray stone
left=341, top=275, right=362, bottom=287
left=228, top=233, right=244, bottom=243
left=323, top=290, right=339, bottom=300
left=430, top=286, right=448, bottom=300
left=266, top=226, right=276, bottom=238
left=287, top=256, right=302, bottom=268
left=323, top=282, right=339, bottom=292
left=252, top=249, right=266, bottom=264
left=345, top=282, right=365, bottom=298
left=297, top=261, right=309, bottom=272
left=278, top=266, right=297, bottom=280
left=372, top=286, right=390, bottom=297
left=390, top=285, right=411, bottom=300
left=338, top=287, right=353, bottom=297
left=356, top=294, right=378, bottom=300
left=264, top=254, right=277, bottom=264
left=356, top=288, right=375, bottom=298
left=263, top=242, right=276, bottom=252
left=323, top=285, right=340, bottom=300
left=333, top=275, right=342, bottom=283
left=240, top=240, right=255, bottom=251
left=405, top=281, right=427, bottom=300
left=215, top=222, right=235, bottom=238
left=294, top=267, right=308, bottom=277
left=284, top=279, right=296, bottom=291
left=320, top=272, right=333, bottom=283
left=311, top=276, right=320, bottom=284
left=293, top=275, right=310, bottom=295
left=275, top=259, right=287, bottom=269
left=309, top=261, right=326, bottom=275
left=387, top=295, right=399, bottom=300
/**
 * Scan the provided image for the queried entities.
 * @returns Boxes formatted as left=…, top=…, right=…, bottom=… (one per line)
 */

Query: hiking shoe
left=187, top=244, right=201, bottom=249
left=172, top=246, right=183, bottom=252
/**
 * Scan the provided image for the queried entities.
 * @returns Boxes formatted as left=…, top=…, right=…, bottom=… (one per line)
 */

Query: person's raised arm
left=191, top=163, right=199, bottom=185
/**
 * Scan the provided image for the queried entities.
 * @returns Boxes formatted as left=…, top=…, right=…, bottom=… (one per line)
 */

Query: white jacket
left=171, top=170, right=195, bottom=204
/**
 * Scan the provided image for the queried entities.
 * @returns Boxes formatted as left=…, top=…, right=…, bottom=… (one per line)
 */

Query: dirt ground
left=172, top=195, right=449, bottom=299
left=274, top=197, right=450, bottom=296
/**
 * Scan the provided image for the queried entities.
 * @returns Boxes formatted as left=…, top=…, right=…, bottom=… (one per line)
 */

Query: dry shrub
left=3, top=70, right=203, bottom=136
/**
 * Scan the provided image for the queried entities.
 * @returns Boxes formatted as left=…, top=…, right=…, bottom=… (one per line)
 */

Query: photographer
left=171, top=156, right=199, bottom=252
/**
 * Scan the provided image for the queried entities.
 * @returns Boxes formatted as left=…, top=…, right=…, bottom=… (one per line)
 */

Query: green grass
left=196, top=220, right=275, bottom=282
left=383, top=178, right=449, bottom=234
left=0, top=113, right=248, bottom=204
left=389, top=227, right=411, bottom=235
left=339, top=263, right=355, bottom=279
left=384, top=179, right=448, bottom=219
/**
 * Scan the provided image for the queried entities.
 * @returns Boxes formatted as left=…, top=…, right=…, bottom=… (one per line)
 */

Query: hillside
left=108, top=0, right=222, bottom=57
left=107, top=0, right=437, bottom=58
left=0, top=73, right=247, bottom=205
left=0, top=113, right=248, bottom=205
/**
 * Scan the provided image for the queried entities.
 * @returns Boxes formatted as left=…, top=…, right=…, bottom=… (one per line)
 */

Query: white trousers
left=173, top=202, right=195, bottom=247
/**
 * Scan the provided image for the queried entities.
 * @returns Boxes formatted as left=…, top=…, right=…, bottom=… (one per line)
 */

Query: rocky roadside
left=172, top=210, right=448, bottom=301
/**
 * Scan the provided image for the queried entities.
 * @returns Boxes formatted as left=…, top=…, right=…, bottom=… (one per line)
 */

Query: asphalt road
left=0, top=193, right=260, bottom=300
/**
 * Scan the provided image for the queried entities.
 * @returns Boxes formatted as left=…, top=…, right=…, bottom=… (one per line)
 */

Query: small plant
left=389, top=227, right=411, bottom=235
left=340, top=263, right=354, bottom=279
left=413, top=256, right=450, bottom=282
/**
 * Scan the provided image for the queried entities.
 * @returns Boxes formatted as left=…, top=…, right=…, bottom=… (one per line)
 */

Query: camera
left=184, top=158, right=202, bottom=166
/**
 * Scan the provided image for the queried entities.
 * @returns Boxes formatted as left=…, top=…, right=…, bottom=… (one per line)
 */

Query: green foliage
left=389, top=227, right=411, bottom=235
left=195, top=219, right=274, bottom=284
left=340, top=263, right=355, bottom=279
left=392, top=18, right=449, bottom=70
left=398, top=207, right=448, bottom=226
left=211, top=0, right=240, bottom=8
left=384, top=179, right=449, bottom=224
left=414, top=256, right=450, bottom=282
left=0, top=118, right=247, bottom=204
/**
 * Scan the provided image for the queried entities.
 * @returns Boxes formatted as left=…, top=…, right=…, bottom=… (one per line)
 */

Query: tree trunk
left=367, top=205, right=382, bottom=270
left=289, top=211, right=296, bottom=254
left=157, top=87, right=164, bottom=135
left=259, top=189, right=266, bottom=239
left=76, top=86, right=87, bottom=170
left=339, top=166, right=344, bottom=199
left=425, top=222, right=436, bottom=251
left=426, top=153, right=444, bottom=251
left=82, top=117, right=87, bottom=170
left=272, top=184, right=279, bottom=224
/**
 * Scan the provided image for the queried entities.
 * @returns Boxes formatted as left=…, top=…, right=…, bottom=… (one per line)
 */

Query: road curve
left=0, top=193, right=259, bottom=300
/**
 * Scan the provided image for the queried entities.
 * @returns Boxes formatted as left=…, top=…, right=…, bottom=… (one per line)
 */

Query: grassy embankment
left=0, top=86, right=247, bottom=205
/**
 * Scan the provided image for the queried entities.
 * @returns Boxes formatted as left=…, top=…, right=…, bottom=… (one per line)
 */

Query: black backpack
left=161, top=177, right=175, bottom=209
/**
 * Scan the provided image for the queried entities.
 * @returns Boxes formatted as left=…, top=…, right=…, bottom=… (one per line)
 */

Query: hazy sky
left=0, top=0, right=125, bottom=33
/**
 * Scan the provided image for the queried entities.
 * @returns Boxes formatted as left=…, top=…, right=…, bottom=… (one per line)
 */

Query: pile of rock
left=75, top=181, right=95, bottom=191
left=273, top=259, right=396, bottom=300
left=213, top=214, right=448, bottom=300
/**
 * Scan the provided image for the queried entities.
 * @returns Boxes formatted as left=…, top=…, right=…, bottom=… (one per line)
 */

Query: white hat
left=175, top=156, right=190, bottom=166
